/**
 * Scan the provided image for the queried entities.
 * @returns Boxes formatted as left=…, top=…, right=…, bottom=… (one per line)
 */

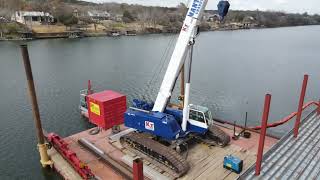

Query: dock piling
left=255, top=94, right=271, bottom=176
left=20, top=44, right=53, bottom=168
left=133, top=158, right=144, bottom=180
left=88, top=80, right=92, bottom=95
left=317, top=99, right=320, bottom=115
left=294, top=75, right=309, bottom=138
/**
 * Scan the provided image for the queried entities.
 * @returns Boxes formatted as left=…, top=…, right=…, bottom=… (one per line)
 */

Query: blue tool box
left=223, top=155, right=243, bottom=174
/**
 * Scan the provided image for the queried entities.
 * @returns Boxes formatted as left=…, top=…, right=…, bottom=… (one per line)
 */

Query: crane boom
left=152, top=0, right=209, bottom=112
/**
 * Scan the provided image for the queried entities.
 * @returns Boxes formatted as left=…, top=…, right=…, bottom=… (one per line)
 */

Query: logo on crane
left=182, top=24, right=189, bottom=31
left=187, top=0, right=204, bottom=18
left=145, top=121, right=155, bottom=131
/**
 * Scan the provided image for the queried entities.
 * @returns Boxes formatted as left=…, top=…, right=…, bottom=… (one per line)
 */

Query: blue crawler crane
left=120, top=0, right=231, bottom=178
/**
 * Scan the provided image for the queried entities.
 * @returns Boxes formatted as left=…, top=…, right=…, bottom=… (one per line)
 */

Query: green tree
left=60, top=15, right=78, bottom=28
left=53, top=5, right=78, bottom=29
left=123, top=10, right=134, bottom=23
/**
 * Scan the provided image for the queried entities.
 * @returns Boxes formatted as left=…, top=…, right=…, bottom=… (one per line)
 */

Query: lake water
left=1, top=25, right=320, bottom=179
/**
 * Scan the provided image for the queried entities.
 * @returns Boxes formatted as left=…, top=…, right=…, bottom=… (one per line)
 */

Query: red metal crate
left=87, top=90, right=127, bottom=129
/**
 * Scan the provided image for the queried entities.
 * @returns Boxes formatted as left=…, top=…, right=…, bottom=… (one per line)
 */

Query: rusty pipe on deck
left=20, top=44, right=53, bottom=168
left=78, top=138, right=133, bottom=180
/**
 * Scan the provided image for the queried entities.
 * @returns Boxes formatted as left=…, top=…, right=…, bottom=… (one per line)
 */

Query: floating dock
left=50, top=122, right=278, bottom=180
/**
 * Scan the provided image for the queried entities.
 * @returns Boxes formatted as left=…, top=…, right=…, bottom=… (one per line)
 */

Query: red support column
left=317, top=99, right=320, bottom=115
left=88, top=80, right=92, bottom=95
left=133, top=158, right=143, bottom=180
left=294, top=75, right=309, bottom=138
left=255, top=94, right=271, bottom=176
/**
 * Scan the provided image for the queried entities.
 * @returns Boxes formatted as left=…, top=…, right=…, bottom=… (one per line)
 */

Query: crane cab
left=187, top=104, right=213, bottom=134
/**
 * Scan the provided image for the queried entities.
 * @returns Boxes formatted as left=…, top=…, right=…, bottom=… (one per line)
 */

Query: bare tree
left=7, top=0, right=23, bottom=12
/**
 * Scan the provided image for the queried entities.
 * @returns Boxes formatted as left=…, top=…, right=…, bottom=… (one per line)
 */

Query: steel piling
left=255, top=94, right=271, bottom=176
left=294, top=75, right=309, bottom=138
left=20, top=44, right=53, bottom=168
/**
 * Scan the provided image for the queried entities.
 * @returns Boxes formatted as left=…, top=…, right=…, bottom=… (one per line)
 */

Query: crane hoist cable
left=142, top=35, right=177, bottom=100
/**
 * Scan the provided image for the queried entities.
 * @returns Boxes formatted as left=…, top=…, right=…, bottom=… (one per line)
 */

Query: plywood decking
left=177, top=123, right=278, bottom=180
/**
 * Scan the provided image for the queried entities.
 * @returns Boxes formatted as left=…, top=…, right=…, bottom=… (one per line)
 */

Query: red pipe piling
left=255, top=94, right=272, bottom=176
left=88, top=80, right=92, bottom=95
left=294, top=75, right=309, bottom=138
left=318, top=99, right=320, bottom=115
left=133, top=158, right=143, bottom=180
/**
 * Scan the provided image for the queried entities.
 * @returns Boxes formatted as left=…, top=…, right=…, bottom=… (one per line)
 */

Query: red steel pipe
left=255, top=94, right=271, bottom=176
left=215, top=101, right=319, bottom=131
left=318, top=99, right=320, bottom=115
left=133, top=158, right=143, bottom=180
left=88, top=80, right=92, bottom=95
left=294, top=75, right=309, bottom=138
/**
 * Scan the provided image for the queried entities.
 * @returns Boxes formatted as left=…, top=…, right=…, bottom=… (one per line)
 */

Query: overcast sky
left=84, top=0, right=320, bottom=14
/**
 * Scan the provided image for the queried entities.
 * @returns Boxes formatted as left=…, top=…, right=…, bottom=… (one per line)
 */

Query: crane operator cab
left=188, top=104, right=214, bottom=130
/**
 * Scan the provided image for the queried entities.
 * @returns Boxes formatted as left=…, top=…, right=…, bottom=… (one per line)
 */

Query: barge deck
left=53, top=123, right=278, bottom=180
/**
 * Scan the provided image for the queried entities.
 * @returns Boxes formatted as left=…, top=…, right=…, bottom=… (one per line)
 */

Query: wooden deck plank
left=122, top=155, right=172, bottom=180
left=180, top=145, right=238, bottom=180
left=194, top=147, right=246, bottom=180
left=219, top=151, right=253, bottom=180
left=223, top=154, right=256, bottom=180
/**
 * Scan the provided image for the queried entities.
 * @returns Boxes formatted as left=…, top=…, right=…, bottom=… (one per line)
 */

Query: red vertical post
left=133, top=158, right=143, bottom=180
left=88, top=80, right=92, bottom=95
left=317, top=99, right=320, bottom=115
left=294, top=75, right=309, bottom=138
left=255, top=94, right=271, bottom=176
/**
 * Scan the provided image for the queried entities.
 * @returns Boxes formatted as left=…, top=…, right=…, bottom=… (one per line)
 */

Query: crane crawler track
left=201, top=125, right=231, bottom=147
left=120, top=132, right=190, bottom=178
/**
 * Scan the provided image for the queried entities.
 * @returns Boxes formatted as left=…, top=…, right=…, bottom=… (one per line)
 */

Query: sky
left=84, top=0, right=320, bottom=14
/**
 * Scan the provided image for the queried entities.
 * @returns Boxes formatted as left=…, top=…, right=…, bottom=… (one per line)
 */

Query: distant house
left=207, top=14, right=220, bottom=22
left=11, top=11, right=54, bottom=25
left=243, top=16, right=255, bottom=23
left=111, top=14, right=123, bottom=22
left=0, top=16, right=9, bottom=23
left=87, top=10, right=110, bottom=21
left=73, top=9, right=80, bottom=18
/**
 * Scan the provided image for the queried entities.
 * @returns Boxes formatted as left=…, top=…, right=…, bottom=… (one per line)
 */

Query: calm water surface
left=1, top=25, right=320, bottom=179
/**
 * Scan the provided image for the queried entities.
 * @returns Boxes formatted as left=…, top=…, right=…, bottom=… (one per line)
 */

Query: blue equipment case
left=223, top=155, right=243, bottom=174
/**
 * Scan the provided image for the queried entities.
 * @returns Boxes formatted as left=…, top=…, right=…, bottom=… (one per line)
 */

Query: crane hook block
left=217, top=0, right=230, bottom=21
